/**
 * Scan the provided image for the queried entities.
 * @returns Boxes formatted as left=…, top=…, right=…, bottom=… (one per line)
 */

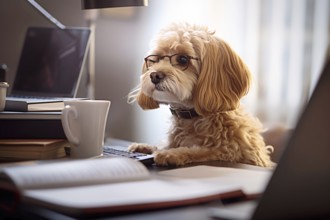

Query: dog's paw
left=153, top=149, right=189, bottom=166
left=128, top=143, right=157, bottom=154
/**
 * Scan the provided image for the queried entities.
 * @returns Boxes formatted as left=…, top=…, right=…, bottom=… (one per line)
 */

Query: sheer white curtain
left=242, top=0, right=329, bottom=127
left=204, top=0, right=329, bottom=128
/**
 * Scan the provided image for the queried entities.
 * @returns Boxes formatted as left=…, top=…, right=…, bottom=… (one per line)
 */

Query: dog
left=128, top=23, right=274, bottom=167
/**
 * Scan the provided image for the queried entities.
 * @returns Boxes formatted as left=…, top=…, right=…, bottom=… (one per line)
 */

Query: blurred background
left=0, top=0, right=329, bottom=145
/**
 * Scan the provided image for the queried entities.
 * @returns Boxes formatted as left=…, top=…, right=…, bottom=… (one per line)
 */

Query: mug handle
left=61, top=105, right=79, bottom=144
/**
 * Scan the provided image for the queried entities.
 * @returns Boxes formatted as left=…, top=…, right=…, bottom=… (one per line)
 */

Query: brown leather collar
left=170, top=107, right=199, bottom=119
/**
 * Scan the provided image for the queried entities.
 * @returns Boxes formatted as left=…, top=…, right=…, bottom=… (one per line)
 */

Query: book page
left=28, top=101, right=64, bottom=111
left=1, top=158, right=150, bottom=190
left=23, top=178, right=242, bottom=217
left=0, top=139, right=66, bottom=146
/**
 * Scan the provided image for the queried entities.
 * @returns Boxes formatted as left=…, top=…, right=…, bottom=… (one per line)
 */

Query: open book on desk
left=0, top=158, right=271, bottom=218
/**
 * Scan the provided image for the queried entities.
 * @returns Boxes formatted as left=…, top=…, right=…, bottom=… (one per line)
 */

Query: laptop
left=5, top=26, right=91, bottom=111
left=211, top=51, right=330, bottom=219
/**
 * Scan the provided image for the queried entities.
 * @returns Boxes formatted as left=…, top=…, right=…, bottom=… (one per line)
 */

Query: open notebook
left=5, top=26, right=91, bottom=111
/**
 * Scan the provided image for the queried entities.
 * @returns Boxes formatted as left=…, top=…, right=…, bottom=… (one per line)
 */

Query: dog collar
left=169, top=107, right=199, bottom=119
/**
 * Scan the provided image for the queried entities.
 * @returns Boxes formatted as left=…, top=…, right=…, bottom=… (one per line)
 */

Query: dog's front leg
left=129, top=144, right=211, bottom=166
left=128, top=143, right=158, bottom=154
left=153, top=147, right=202, bottom=166
left=128, top=143, right=190, bottom=166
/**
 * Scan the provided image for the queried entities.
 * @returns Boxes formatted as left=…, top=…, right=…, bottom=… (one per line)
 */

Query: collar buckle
left=170, top=107, right=199, bottom=119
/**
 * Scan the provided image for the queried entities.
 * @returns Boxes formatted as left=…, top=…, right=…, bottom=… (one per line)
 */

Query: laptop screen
left=252, top=54, right=330, bottom=219
left=10, top=27, right=91, bottom=98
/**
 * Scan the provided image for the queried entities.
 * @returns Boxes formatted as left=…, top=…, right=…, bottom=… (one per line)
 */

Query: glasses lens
left=145, top=55, right=159, bottom=68
left=172, top=55, right=189, bottom=70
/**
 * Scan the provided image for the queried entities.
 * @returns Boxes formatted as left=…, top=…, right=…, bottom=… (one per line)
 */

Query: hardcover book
left=0, top=111, right=65, bottom=139
left=0, top=139, right=68, bottom=161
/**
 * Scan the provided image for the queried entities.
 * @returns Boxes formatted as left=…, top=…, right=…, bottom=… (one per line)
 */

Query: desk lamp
left=81, top=0, right=148, bottom=9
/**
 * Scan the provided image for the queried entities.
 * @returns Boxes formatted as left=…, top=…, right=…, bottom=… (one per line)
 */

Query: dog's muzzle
left=150, top=71, right=165, bottom=85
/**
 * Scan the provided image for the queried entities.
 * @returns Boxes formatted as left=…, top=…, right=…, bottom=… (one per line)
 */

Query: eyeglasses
left=144, top=54, right=199, bottom=71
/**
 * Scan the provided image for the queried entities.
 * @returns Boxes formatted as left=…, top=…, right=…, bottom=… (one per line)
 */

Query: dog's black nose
left=150, top=72, right=165, bottom=85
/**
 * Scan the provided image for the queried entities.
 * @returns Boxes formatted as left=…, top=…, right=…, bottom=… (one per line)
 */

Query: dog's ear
left=128, top=87, right=159, bottom=110
left=194, top=38, right=251, bottom=116
left=129, top=63, right=160, bottom=110
left=136, top=92, right=159, bottom=110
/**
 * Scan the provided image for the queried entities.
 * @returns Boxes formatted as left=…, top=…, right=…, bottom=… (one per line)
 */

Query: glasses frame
left=144, top=54, right=199, bottom=71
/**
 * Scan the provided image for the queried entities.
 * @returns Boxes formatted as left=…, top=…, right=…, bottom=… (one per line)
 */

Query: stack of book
left=0, top=111, right=68, bottom=162
left=0, top=139, right=68, bottom=162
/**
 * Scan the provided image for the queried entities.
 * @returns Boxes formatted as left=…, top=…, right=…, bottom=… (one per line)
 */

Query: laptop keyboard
left=65, top=145, right=154, bottom=166
left=103, top=145, right=154, bottom=166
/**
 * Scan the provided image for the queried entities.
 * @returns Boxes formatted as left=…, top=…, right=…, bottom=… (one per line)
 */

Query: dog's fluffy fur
left=128, top=23, right=274, bottom=167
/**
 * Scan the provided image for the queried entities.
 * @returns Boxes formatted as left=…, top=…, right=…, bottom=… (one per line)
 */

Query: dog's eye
left=145, top=55, right=160, bottom=68
left=176, top=55, right=189, bottom=65
left=148, top=59, right=157, bottom=64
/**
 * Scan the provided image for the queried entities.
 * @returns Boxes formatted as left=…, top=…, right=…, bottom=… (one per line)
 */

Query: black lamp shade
left=82, top=0, right=148, bottom=9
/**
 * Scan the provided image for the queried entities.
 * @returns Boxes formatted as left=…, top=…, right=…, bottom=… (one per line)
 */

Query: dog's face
left=133, top=23, right=252, bottom=116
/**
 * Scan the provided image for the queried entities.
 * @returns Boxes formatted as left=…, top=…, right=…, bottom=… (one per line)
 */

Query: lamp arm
left=26, top=0, right=66, bottom=30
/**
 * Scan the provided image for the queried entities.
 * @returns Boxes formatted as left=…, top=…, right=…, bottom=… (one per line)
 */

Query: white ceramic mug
left=61, top=100, right=111, bottom=158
